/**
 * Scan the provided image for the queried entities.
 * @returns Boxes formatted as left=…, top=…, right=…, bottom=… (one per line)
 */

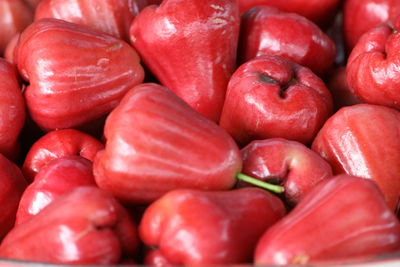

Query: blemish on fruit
left=106, top=43, right=123, bottom=52
left=210, top=4, right=224, bottom=11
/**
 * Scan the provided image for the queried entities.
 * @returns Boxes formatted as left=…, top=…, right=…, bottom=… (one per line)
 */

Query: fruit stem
left=236, top=173, right=285, bottom=194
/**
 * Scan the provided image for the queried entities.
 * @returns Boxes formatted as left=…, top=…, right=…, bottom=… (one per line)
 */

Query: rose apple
left=239, top=6, right=336, bottom=76
left=255, top=175, right=400, bottom=265
left=94, top=83, right=242, bottom=204
left=129, top=0, right=239, bottom=122
left=22, top=129, right=104, bottom=182
left=35, top=0, right=147, bottom=41
left=0, top=58, right=25, bottom=160
left=219, top=55, right=333, bottom=146
left=16, top=156, right=96, bottom=225
left=140, top=188, right=285, bottom=265
left=312, top=104, right=400, bottom=211
left=145, top=249, right=173, bottom=267
left=0, top=186, right=139, bottom=265
left=347, top=16, right=400, bottom=109
left=237, top=0, right=340, bottom=27
left=240, top=138, right=333, bottom=205
left=16, top=18, right=144, bottom=131
left=344, top=0, right=400, bottom=51
left=0, top=154, right=27, bottom=240
left=0, top=0, right=32, bottom=54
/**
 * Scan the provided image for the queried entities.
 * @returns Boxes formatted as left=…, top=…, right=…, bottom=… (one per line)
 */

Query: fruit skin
left=16, top=156, right=96, bottom=225
left=22, top=129, right=104, bottom=182
left=93, top=83, right=242, bottom=204
left=0, top=186, right=140, bottom=265
left=343, top=0, right=400, bottom=51
left=346, top=16, right=400, bottom=110
left=35, top=0, right=147, bottom=41
left=140, top=188, right=286, bottom=265
left=240, top=138, right=333, bottom=205
left=237, top=0, right=340, bottom=27
left=0, top=58, right=25, bottom=160
left=219, top=55, right=333, bottom=146
left=312, top=104, right=400, bottom=211
left=129, top=0, right=240, bottom=122
left=0, top=154, right=27, bottom=240
left=239, top=6, right=336, bottom=76
left=16, top=18, right=144, bottom=131
left=144, top=249, right=173, bottom=267
left=0, top=0, right=33, bottom=54
left=254, top=175, right=400, bottom=265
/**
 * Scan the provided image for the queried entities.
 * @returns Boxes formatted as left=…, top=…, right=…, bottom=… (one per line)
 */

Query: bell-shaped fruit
left=255, top=175, right=400, bottom=265
left=0, top=186, right=140, bottom=265
left=94, top=83, right=242, bottom=204
left=129, top=0, right=240, bottom=121
left=312, top=104, right=400, bottom=211
left=140, top=187, right=286, bottom=265
left=16, top=18, right=144, bottom=131
left=16, top=156, right=96, bottom=225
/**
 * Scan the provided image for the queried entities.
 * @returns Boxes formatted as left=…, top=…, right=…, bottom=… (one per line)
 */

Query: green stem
left=236, top=173, right=285, bottom=194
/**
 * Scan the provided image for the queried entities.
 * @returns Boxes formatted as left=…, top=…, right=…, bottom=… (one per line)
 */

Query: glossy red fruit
left=0, top=154, right=27, bottom=240
left=219, top=55, right=333, bottom=146
left=0, top=0, right=32, bottom=54
left=16, top=156, right=96, bottom=225
left=145, top=249, right=173, bottom=267
left=347, top=16, right=400, bottom=109
left=130, top=0, right=240, bottom=122
left=344, top=0, right=400, bottom=51
left=35, top=0, right=147, bottom=41
left=0, top=186, right=139, bottom=265
left=239, top=6, right=336, bottom=76
left=16, top=18, right=144, bottom=131
left=312, top=104, right=400, bottom=211
left=241, top=138, right=333, bottom=205
left=0, top=58, right=25, bottom=160
left=140, top=188, right=286, bottom=265
left=255, top=175, right=400, bottom=265
left=22, top=129, right=104, bottom=182
left=237, top=0, right=340, bottom=27
left=94, top=83, right=242, bottom=204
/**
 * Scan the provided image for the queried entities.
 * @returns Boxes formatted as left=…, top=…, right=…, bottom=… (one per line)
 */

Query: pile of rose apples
left=1, top=0, right=400, bottom=266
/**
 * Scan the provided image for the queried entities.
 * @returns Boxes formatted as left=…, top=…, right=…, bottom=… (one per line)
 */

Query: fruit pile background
left=0, top=0, right=400, bottom=266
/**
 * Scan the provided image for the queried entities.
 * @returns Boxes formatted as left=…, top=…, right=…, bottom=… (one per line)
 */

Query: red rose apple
left=94, top=83, right=242, bottom=204
left=239, top=6, right=336, bottom=76
left=241, top=138, right=333, bottom=205
left=347, top=16, right=400, bottom=109
left=35, top=0, right=147, bottom=41
left=16, top=18, right=144, bottom=131
left=219, top=55, right=333, bottom=146
left=0, top=58, right=25, bottom=160
left=312, top=104, right=400, bottom=211
left=140, top=188, right=285, bottom=265
left=22, top=129, right=104, bottom=182
left=255, top=175, right=400, bottom=265
left=0, top=186, right=139, bottom=265
left=16, top=156, right=96, bottom=225
left=237, top=0, right=340, bottom=27
left=129, top=0, right=240, bottom=122
left=344, top=0, right=400, bottom=51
